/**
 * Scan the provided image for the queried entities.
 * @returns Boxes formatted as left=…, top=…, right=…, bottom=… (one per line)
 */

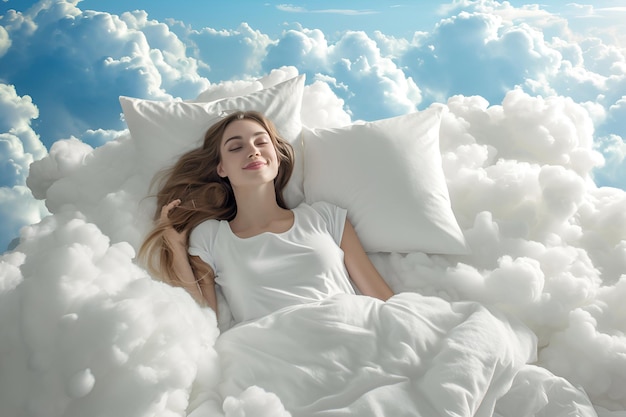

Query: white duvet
left=188, top=292, right=596, bottom=417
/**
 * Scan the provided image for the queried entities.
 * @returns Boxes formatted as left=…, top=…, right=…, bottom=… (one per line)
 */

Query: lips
left=243, top=161, right=266, bottom=169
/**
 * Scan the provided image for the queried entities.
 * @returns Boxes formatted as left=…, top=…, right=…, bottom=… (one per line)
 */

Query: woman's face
left=217, top=118, right=280, bottom=188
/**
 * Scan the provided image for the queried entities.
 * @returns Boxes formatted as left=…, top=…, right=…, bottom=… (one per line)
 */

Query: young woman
left=139, top=110, right=541, bottom=417
left=139, top=110, right=394, bottom=322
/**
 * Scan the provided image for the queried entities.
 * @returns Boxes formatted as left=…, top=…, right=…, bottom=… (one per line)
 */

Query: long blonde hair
left=138, top=110, right=295, bottom=285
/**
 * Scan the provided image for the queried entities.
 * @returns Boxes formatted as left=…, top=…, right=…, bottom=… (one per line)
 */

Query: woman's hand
left=158, top=199, right=217, bottom=312
left=159, top=199, right=188, bottom=250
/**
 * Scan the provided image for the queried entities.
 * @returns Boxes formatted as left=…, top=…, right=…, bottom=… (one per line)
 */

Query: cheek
left=271, top=147, right=281, bottom=163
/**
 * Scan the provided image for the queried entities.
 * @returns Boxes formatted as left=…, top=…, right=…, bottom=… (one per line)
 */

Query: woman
left=139, top=110, right=536, bottom=416
left=139, top=110, right=393, bottom=321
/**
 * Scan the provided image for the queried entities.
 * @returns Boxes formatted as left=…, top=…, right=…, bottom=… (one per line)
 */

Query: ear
left=217, top=162, right=227, bottom=178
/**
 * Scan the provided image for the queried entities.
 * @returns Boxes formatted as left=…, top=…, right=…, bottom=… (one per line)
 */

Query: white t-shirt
left=188, top=201, right=356, bottom=323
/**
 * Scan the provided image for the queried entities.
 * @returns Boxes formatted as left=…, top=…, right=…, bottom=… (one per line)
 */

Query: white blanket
left=194, top=292, right=541, bottom=417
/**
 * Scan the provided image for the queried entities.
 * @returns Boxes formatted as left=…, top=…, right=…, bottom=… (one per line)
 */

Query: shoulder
left=297, top=201, right=344, bottom=217
left=188, top=219, right=222, bottom=270
left=296, top=201, right=348, bottom=244
left=307, top=201, right=347, bottom=222
left=190, top=218, right=221, bottom=235
left=189, top=218, right=222, bottom=246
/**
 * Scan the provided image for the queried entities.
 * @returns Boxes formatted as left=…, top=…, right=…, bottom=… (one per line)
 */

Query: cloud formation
left=275, top=4, right=377, bottom=16
left=0, top=83, right=48, bottom=250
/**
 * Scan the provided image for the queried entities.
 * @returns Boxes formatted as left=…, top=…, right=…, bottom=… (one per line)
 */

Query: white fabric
left=185, top=199, right=596, bottom=417
left=302, top=104, right=468, bottom=254
left=214, top=292, right=538, bottom=417
left=494, top=365, right=598, bottom=417
left=119, top=75, right=306, bottom=209
left=189, top=202, right=355, bottom=324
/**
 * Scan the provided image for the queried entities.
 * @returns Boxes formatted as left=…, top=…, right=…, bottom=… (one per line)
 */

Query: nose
left=247, top=144, right=261, bottom=158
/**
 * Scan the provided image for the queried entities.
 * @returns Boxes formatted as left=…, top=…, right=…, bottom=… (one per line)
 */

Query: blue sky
left=78, top=1, right=450, bottom=38
left=0, top=0, right=625, bottom=251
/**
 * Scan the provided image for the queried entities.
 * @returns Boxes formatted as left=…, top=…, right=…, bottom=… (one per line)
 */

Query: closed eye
left=255, top=133, right=270, bottom=144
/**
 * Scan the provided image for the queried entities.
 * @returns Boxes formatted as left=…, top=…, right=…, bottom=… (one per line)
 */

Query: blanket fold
left=214, top=292, right=537, bottom=417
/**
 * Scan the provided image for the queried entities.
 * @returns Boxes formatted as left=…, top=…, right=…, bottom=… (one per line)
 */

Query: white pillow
left=302, top=104, right=468, bottom=254
left=119, top=75, right=306, bottom=208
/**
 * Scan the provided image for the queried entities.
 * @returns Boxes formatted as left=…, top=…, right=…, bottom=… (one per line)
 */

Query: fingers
left=160, top=199, right=182, bottom=221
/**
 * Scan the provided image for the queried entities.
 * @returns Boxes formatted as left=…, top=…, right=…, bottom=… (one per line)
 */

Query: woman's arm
left=189, top=255, right=218, bottom=314
left=340, top=219, right=394, bottom=301
left=161, top=200, right=218, bottom=313
left=170, top=244, right=218, bottom=313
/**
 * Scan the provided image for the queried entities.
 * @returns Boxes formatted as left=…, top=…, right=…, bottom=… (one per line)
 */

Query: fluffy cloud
left=0, top=2, right=209, bottom=146
left=0, top=25, right=10, bottom=56
left=265, top=28, right=422, bottom=119
left=0, top=185, right=48, bottom=251
left=401, top=10, right=562, bottom=105
left=0, top=84, right=44, bottom=184
left=0, top=211, right=219, bottom=417
left=0, top=83, right=48, bottom=251
left=187, top=22, right=274, bottom=82
left=119, top=10, right=209, bottom=98
left=445, top=89, right=604, bottom=177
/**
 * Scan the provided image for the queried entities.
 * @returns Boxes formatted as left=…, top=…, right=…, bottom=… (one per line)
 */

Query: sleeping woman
left=140, top=110, right=393, bottom=319
left=138, top=110, right=537, bottom=416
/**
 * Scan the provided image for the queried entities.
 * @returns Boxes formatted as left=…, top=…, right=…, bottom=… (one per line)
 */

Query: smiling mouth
left=243, top=161, right=266, bottom=169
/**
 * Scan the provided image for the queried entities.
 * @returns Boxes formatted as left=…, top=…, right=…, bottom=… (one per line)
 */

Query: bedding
left=215, top=292, right=534, bottom=417
left=119, top=74, right=306, bottom=209
left=187, top=292, right=597, bottom=417
left=302, top=105, right=468, bottom=255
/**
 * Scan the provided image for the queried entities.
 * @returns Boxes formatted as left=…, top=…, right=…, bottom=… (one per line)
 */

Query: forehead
left=221, top=118, right=267, bottom=141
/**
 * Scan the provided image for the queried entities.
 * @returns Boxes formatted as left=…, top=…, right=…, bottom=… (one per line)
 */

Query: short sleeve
left=188, top=219, right=220, bottom=271
left=310, top=201, right=348, bottom=246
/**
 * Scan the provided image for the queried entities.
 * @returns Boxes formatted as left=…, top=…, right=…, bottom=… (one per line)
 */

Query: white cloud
left=593, top=134, right=626, bottom=190
left=371, top=30, right=411, bottom=57
left=301, top=78, right=351, bottom=128
left=265, top=28, right=422, bottom=119
left=0, top=2, right=210, bottom=145
left=0, top=211, right=219, bottom=416
left=119, top=10, right=209, bottom=98
left=0, top=83, right=48, bottom=251
left=0, top=185, right=48, bottom=251
left=400, top=11, right=564, bottom=105
left=0, top=25, right=9, bottom=56
left=187, top=22, right=274, bottom=82
left=0, top=84, right=45, bottom=161
left=589, top=96, right=626, bottom=188
left=276, top=4, right=377, bottom=16
left=444, top=88, right=604, bottom=178
left=264, top=28, right=329, bottom=75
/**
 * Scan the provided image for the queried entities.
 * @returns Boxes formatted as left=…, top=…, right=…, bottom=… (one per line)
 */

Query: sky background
left=0, top=0, right=625, bottom=252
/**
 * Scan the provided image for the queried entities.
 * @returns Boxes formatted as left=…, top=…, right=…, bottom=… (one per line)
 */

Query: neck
left=231, top=183, right=286, bottom=228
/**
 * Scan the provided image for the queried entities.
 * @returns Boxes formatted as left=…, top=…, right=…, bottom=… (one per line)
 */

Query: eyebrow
left=223, top=131, right=268, bottom=146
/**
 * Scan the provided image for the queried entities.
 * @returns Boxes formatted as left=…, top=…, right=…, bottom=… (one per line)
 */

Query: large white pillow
left=302, top=104, right=468, bottom=254
left=119, top=75, right=306, bottom=208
